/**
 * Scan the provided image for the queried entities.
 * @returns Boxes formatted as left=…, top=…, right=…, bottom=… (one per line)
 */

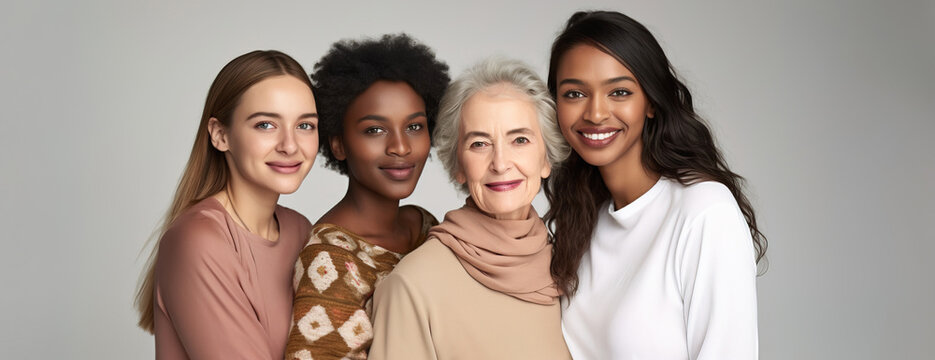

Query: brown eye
left=563, top=90, right=585, bottom=99
left=365, top=127, right=386, bottom=135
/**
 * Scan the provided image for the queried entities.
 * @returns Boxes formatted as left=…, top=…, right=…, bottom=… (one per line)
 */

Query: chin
left=379, top=185, right=418, bottom=201
left=266, top=181, right=303, bottom=195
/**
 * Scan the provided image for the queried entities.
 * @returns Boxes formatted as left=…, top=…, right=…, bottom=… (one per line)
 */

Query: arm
left=284, top=244, right=375, bottom=360
left=369, top=270, right=436, bottom=360
left=154, top=220, right=272, bottom=360
left=678, top=203, right=759, bottom=360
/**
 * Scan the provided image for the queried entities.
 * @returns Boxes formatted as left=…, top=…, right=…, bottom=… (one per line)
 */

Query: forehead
left=237, top=75, right=316, bottom=110
left=460, top=88, right=540, bottom=134
left=556, top=44, right=635, bottom=82
left=349, top=80, right=424, bottom=113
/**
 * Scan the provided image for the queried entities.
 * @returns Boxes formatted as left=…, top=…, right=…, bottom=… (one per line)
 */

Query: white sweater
left=561, top=177, right=758, bottom=360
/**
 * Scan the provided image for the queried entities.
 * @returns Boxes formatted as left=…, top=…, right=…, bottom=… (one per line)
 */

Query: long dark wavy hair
left=544, top=11, right=768, bottom=296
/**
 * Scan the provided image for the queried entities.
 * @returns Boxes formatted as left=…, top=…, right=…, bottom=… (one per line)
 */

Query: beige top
left=369, top=238, right=571, bottom=360
left=153, top=197, right=312, bottom=360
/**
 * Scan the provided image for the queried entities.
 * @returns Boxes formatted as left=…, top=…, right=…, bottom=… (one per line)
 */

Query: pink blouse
left=153, top=197, right=311, bottom=360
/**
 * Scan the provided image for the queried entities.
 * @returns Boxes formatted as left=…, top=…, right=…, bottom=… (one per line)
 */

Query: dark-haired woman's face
left=555, top=44, right=654, bottom=170
left=332, top=80, right=430, bottom=200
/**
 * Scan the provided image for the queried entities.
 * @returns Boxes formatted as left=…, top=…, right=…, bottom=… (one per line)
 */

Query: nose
left=276, top=129, right=298, bottom=155
left=386, top=131, right=411, bottom=157
left=584, top=96, right=610, bottom=124
left=490, top=144, right=512, bottom=174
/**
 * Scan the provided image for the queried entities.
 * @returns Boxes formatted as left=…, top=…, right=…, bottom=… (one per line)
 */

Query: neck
left=336, top=176, right=403, bottom=234
left=598, top=144, right=660, bottom=210
left=219, top=176, right=280, bottom=240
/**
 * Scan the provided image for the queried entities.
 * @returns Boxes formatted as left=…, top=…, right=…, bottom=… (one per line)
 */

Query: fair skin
left=455, top=83, right=551, bottom=220
left=555, top=44, right=659, bottom=210
left=207, top=74, right=319, bottom=241
left=318, top=80, right=430, bottom=253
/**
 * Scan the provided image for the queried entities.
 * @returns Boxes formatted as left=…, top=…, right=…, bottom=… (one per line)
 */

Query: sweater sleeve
left=284, top=244, right=376, bottom=360
left=677, top=202, right=759, bottom=360
left=154, top=219, right=273, bottom=360
left=369, top=270, right=436, bottom=360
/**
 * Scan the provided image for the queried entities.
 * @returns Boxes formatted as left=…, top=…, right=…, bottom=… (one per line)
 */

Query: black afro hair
left=311, top=33, right=451, bottom=175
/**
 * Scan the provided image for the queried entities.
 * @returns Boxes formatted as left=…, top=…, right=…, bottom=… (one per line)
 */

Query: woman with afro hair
left=285, top=34, right=449, bottom=360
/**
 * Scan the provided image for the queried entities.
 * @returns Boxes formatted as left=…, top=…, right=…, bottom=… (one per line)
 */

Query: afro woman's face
left=330, top=80, right=430, bottom=200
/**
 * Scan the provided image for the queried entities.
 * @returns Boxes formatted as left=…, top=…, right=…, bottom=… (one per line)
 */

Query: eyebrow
left=356, top=111, right=427, bottom=123
left=462, top=127, right=534, bottom=139
left=246, top=112, right=318, bottom=120
left=558, top=76, right=637, bottom=86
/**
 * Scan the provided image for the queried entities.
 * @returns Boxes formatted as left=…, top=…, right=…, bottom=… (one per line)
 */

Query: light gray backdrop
left=1, top=0, right=932, bottom=358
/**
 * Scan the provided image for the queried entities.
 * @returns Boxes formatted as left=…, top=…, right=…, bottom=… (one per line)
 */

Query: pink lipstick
left=267, top=161, right=302, bottom=174
left=485, top=180, right=522, bottom=192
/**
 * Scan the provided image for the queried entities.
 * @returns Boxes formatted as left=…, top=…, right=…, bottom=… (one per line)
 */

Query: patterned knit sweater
left=285, top=206, right=437, bottom=360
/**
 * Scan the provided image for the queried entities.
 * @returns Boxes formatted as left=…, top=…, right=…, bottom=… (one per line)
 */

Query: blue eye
left=563, top=90, right=585, bottom=99
left=255, top=122, right=274, bottom=130
left=298, top=122, right=316, bottom=130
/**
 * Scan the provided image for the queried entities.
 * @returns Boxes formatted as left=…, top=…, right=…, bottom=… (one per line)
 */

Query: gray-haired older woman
left=368, top=58, right=571, bottom=360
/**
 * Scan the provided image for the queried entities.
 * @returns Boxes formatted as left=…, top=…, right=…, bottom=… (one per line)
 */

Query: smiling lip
left=379, top=164, right=415, bottom=181
left=267, top=161, right=302, bottom=174
left=577, top=127, right=621, bottom=148
left=485, top=180, right=523, bottom=192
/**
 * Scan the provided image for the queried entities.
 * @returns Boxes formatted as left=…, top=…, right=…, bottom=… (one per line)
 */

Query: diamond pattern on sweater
left=297, top=305, right=334, bottom=343
left=307, top=251, right=338, bottom=293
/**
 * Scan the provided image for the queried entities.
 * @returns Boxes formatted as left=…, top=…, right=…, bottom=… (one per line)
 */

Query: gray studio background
left=1, top=0, right=933, bottom=358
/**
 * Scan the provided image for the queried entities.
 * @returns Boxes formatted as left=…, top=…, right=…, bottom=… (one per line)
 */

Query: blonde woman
left=134, top=50, right=319, bottom=359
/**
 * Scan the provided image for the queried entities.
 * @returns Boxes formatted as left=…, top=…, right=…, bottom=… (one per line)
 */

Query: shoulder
left=400, top=205, right=439, bottom=248
left=668, top=179, right=740, bottom=219
left=400, top=205, right=438, bottom=230
left=384, top=238, right=458, bottom=288
left=299, top=223, right=360, bottom=255
left=275, top=204, right=313, bottom=235
left=160, top=199, right=234, bottom=258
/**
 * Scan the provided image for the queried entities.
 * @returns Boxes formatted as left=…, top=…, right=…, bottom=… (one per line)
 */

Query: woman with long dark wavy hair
left=545, top=11, right=767, bottom=359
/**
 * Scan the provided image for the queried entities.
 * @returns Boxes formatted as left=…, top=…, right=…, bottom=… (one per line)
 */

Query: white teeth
left=582, top=131, right=618, bottom=140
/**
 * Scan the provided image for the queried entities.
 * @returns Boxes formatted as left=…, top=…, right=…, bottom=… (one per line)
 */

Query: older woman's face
left=455, top=85, right=551, bottom=220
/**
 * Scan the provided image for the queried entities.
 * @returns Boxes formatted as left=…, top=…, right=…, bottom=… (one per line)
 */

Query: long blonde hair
left=135, top=50, right=313, bottom=333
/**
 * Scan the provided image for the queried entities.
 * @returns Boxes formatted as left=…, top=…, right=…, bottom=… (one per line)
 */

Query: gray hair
left=433, top=57, right=570, bottom=192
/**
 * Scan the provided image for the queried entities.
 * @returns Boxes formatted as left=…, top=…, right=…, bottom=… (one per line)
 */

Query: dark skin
left=316, top=81, right=431, bottom=254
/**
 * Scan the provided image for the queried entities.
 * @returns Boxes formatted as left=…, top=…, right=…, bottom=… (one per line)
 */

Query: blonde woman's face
left=455, top=85, right=551, bottom=220
left=210, top=75, right=319, bottom=195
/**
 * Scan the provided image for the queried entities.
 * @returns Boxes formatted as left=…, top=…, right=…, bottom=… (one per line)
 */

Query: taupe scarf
left=431, top=198, right=560, bottom=305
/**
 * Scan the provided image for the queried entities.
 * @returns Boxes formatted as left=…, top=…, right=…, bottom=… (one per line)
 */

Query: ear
left=207, top=117, right=229, bottom=152
left=330, top=136, right=347, bottom=161
left=540, top=158, right=552, bottom=179
left=455, top=168, right=466, bottom=185
left=646, top=103, right=656, bottom=119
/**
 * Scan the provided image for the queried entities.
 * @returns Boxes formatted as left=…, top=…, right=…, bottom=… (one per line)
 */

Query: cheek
left=458, top=153, right=487, bottom=185
left=300, top=134, right=319, bottom=155
left=346, top=136, right=381, bottom=161
left=229, top=132, right=263, bottom=159
left=557, top=101, right=581, bottom=122
left=412, top=134, right=431, bottom=159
